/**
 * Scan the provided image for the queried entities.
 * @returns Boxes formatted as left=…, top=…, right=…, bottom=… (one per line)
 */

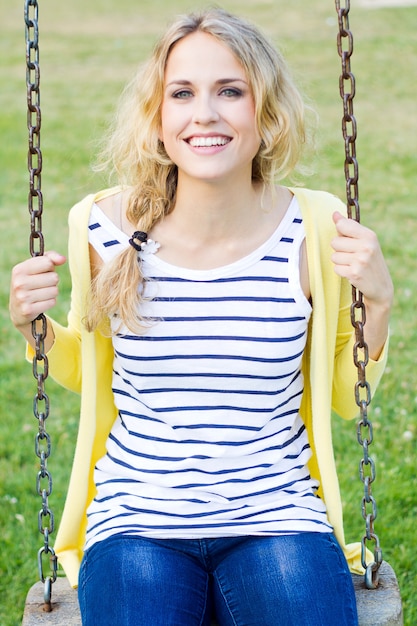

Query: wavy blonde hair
left=86, top=8, right=309, bottom=333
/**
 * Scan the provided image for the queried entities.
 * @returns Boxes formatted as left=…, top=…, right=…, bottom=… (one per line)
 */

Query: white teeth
left=188, top=136, right=230, bottom=147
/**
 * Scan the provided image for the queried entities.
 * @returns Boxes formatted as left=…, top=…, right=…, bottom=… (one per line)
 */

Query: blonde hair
left=86, top=8, right=309, bottom=333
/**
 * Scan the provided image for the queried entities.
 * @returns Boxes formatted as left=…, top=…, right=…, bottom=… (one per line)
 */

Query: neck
left=170, top=175, right=268, bottom=242
left=149, top=177, right=291, bottom=271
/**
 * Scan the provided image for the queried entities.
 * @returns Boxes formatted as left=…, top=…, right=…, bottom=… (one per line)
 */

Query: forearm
left=15, top=318, right=56, bottom=354
left=25, top=318, right=83, bottom=394
left=363, top=298, right=392, bottom=361
left=333, top=326, right=389, bottom=420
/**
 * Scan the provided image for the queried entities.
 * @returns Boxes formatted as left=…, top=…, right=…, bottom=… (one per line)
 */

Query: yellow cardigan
left=30, top=186, right=388, bottom=588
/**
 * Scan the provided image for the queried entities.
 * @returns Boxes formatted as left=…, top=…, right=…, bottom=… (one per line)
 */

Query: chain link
left=25, top=0, right=57, bottom=611
left=335, top=0, right=382, bottom=589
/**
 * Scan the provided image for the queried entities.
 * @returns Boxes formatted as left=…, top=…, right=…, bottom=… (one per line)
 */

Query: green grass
left=1, top=1, right=416, bottom=624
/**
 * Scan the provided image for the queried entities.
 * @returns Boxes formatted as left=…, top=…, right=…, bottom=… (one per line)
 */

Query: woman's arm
left=330, top=212, right=393, bottom=419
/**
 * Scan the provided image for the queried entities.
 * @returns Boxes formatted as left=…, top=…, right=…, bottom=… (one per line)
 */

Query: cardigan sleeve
left=331, top=275, right=389, bottom=420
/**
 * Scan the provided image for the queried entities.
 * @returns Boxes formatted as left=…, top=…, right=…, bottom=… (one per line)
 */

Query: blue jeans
left=78, top=533, right=358, bottom=625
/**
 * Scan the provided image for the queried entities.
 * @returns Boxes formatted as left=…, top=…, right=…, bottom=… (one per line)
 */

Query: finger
left=332, top=211, right=365, bottom=238
left=331, top=236, right=359, bottom=254
left=14, top=288, right=59, bottom=321
left=12, top=262, right=59, bottom=292
left=27, top=251, right=66, bottom=275
left=10, top=281, right=59, bottom=327
left=44, top=250, right=67, bottom=267
left=13, top=252, right=66, bottom=280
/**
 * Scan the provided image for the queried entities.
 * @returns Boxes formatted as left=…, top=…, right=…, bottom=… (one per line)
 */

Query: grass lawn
left=1, top=1, right=416, bottom=624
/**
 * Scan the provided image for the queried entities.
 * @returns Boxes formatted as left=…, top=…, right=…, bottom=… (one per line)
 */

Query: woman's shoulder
left=68, top=186, right=126, bottom=218
left=70, top=186, right=135, bottom=238
left=288, top=186, right=346, bottom=235
left=67, top=186, right=129, bottom=233
left=289, top=186, right=345, bottom=214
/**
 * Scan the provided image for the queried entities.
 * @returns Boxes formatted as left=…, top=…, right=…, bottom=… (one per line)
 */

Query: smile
left=187, top=136, right=231, bottom=148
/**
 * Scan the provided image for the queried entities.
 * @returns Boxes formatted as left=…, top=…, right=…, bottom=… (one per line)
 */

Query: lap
left=78, top=533, right=358, bottom=626
left=212, top=533, right=358, bottom=626
left=78, top=535, right=211, bottom=626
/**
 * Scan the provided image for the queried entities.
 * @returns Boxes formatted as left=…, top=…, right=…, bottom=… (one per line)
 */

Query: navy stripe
left=87, top=514, right=331, bottom=534
left=262, top=255, right=288, bottom=262
left=123, top=385, right=295, bottom=396
left=95, top=461, right=276, bottom=478
left=115, top=399, right=299, bottom=415
left=107, top=420, right=305, bottom=467
left=153, top=296, right=295, bottom=303
left=120, top=422, right=295, bottom=448
left=121, top=315, right=306, bottom=325
left=114, top=369, right=301, bottom=397
left=227, top=474, right=311, bottom=502
left=117, top=370, right=298, bottom=381
left=114, top=349, right=305, bottom=364
left=119, top=332, right=306, bottom=344
left=90, top=492, right=327, bottom=525
left=153, top=276, right=289, bottom=284
left=117, top=407, right=300, bottom=433
left=166, top=408, right=302, bottom=431
left=172, top=465, right=307, bottom=490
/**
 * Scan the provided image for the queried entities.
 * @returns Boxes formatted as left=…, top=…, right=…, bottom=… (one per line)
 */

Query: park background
left=1, top=0, right=416, bottom=624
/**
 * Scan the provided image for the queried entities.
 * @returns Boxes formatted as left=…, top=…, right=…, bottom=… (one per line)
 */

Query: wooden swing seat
left=22, top=560, right=403, bottom=626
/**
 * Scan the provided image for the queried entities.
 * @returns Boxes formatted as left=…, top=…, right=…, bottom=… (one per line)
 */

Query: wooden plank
left=352, top=561, right=403, bottom=626
left=22, top=578, right=81, bottom=626
left=22, top=562, right=403, bottom=625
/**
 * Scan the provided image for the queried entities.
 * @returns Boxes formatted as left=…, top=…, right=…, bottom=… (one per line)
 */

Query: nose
left=192, top=93, right=220, bottom=125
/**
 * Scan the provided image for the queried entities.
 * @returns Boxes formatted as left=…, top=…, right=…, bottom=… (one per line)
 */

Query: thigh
left=78, top=535, right=211, bottom=626
left=212, top=533, right=358, bottom=626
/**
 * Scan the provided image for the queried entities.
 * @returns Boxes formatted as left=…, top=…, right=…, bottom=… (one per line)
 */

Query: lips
left=187, top=135, right=231, bottom=148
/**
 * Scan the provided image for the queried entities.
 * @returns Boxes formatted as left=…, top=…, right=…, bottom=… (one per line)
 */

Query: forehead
left=165, top=31, right=247, bottom=81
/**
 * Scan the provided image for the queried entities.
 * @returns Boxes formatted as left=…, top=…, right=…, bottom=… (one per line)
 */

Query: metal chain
left=25, top=0, right=57, bottom=611
left=335, top=0, right=382, bottom=589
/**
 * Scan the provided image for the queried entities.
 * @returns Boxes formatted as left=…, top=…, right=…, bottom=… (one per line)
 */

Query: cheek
left=159, top=107, right=184, bottom=147
left=232, top=100, right=259, bottom=136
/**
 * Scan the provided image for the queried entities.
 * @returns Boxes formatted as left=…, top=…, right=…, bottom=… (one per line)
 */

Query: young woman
left=10, top=9, right=393, bottom=625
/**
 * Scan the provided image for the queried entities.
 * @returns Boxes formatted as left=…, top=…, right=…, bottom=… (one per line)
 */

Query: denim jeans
left=78, top=532, right=358, bottom=626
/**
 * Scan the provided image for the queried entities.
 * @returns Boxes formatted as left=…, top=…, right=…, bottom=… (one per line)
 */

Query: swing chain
left=335, top=0, right=382, bottom=589
left=25, top=0, right=57, bottom=611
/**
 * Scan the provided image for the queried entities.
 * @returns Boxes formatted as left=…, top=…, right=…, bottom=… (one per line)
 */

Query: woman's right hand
left=9, top=251, right=66, bottom=344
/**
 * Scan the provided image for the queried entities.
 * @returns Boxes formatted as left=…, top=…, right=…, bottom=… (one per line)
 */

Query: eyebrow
left=165, top=78, right=249, bottom=88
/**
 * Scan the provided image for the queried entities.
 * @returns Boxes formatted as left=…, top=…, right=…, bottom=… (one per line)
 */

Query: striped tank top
left=84, top=196, right=332, bottom=551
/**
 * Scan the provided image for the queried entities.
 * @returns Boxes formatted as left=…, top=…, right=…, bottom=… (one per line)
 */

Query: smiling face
left=160, top=32, right=261, bottom=186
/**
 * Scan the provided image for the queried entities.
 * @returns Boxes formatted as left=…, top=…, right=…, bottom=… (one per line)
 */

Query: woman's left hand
left=331, top=211, right=393, bottom=360
left=331, top=211, right=393, bottom=308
